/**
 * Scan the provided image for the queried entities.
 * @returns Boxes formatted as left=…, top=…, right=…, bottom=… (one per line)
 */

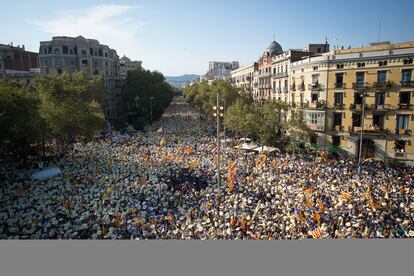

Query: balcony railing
left=333, top=103, right=345, bottom=110
left=273, top=72, right=288, bottom=78
left=370, top=104, right=394, bottom=111
left=334, top=83, right=346, bottom=89
left=398, top=103, right=413, bottom=110
left=373, top=81, right=393, bottom=90
left=352, top=82, right=371, bottom=89
left=396, top=128, right=412, bottom=135
left=400, top=80, right=414, bottom=88
left=305, top=101, right=327, bottom=109
left=308, top=83, right=321, bottom=91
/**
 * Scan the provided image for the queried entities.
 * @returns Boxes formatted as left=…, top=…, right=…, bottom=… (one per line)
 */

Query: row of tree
left=183, top=80, right=311, bottom=148
left=116, top=68, right=175, bottom=130
left=0, top=72, right=105, bottom=162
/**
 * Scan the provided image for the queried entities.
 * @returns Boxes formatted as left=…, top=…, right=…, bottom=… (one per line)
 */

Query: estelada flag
left=304, top=199, right=313, bottom=209
left=156, top=127, right=163, bottom=133
left=292, top=213, right=306, bottom=223
left=310, top=213, right=321, bottom=223
left=311, top=226, right=323, bottom=239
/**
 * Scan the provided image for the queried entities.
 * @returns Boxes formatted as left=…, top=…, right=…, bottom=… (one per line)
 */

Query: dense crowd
left=1, top=96, right=414, bottom=239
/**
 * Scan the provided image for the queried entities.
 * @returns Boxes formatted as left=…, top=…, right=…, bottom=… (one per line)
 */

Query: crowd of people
left=1, top=96, right=414, bottom=239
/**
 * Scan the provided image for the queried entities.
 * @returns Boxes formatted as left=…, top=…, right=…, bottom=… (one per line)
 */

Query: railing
left=352, top=82, right=371, bottom=89
left=305, top=101, right=327, bottom=109
left=333, top=103, right=345, bottom=110
left=349, top=103, right=369, bottom=110
left=373, top=81, right=393, bottom=90
left=370, top=104, right=394, bottom=111
left=273, top=72, right=288, bottom=78
left=308, top=83, right=321, bottom=90
left=395, top=152, right=407, bottom=158
left=398, top=103, right=413, bottom=110
left=400, top=80, right=414, bottom=88
left=396, top=128, right=412, bottom=135
left=334, top=83, right=346, bottom=89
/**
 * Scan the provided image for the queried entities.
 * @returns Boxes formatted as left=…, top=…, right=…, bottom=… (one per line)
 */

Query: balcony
left=370, top=104, right=394, bottom=111
left=333, top=103, right=346, bottom=110
left=273, top=72, right=288, bottom=78
left=308, top=83, right=321, bottom=91
left=396, top=128, right=412, bottom=135
left=332, top=125, right=345, bottom=132
left=352, top=82, right=371, bottom=90
left=395, top=152, right=407, bottom=159
left=400, top=80, right=414, bottom=88
left=305, top=101, right=327, bottom=110
left=334, top=83, right=346, bottom=89
left=373, top=81, right=393, bottom=90
left=397, top=103, right=413, bottom=110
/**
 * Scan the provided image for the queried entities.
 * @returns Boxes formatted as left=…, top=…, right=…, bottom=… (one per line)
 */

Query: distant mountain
left=165, top=74, right=199, bottom=83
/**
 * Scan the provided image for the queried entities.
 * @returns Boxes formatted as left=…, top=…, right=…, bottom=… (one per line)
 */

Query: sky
left=1, top=0, right=414, bottom=76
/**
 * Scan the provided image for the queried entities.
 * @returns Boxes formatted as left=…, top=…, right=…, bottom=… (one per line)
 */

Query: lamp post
left=357, top=92, right=367, bottom=174
left=213, top=93, right=224, bottom=189
left=150, top=96, right=154, bottom=125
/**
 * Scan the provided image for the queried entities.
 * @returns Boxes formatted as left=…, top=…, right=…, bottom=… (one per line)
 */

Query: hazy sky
left=1, top=0, right=414, bottom=76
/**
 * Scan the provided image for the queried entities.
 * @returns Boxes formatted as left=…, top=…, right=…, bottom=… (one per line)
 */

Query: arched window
left=54, top=48, right=60, bottom=54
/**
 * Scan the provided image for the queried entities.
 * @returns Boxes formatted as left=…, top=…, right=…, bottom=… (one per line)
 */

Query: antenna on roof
left=377, top=8, right=383, bottom=42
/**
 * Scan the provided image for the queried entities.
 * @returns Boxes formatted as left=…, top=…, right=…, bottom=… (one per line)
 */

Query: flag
left=292, top=214, right=306, bottom=223
left=304, top=199, right=313, bottom=209
left=229, top=217, right=236, bottom=227
left=305, top=187, right=313, bottom=195
left=318, top=203, right=325, bottom=212
left=156, top=127, right=163, bottom=133
left=310, top=213, right=321, bottom=223
left=167, top=213, right=174, bottom=222
left=311, top=226, right=323, bottom=239
left=114, top=213, right=122, bottom=229
left=340, top=191, right=351, bottom=202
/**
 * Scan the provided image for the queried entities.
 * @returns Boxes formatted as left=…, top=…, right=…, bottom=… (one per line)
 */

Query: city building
left=38, top=36, right=121, bottom=120
left=255, top=41, right=283, bottom=104
left=0, top=43, right=40, bottom=84
left=230, top=62, right=258, bottom=98
left=323, top=41, right=414, bottom=162
left=201, top=61, right=239, bottom=81
left=119, top=55, right=142, bottom=80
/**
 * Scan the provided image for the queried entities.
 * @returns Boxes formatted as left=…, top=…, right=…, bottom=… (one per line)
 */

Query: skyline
left=1, top=0, right=414, bottom=76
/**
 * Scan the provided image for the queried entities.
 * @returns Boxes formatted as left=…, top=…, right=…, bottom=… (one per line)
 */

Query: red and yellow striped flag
left=311, top=226, right=323, bottom=239
left=304, top=199, right=314, bottom=209
left=305, top=187, right=313, bottom=195
left=340, top=191, right=351, bottom=202
left=292, top=214, right=306, bottom=223
left=310, top=213, right=321, bottom=223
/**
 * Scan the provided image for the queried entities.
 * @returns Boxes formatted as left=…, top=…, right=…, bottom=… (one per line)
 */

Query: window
left=399, top=92, right=411, bottom=106
left=69, top=49, right=73, bottom=55
left=377, top=70, right=387, bottom=83
left=309, top=113, right=318, bottom=124
left=98, top=49, right=103, bottom=56
left=62, top=46, right=68, bottom=54
left=356, top=72, right=365, bottom=85
left=311, top=93, right=318, bottom=102
left=403, top=59, right=413, bottom=65
left=57, top=69, right=62, bottom=74
left=105, top=52, right=108, bottom=57
left=74, top=47, right=78, bottom=55
left=54, top=48, right=60, bottom=54
left=336, top=73, right=344, bottom=88
left=353, top=114, right=361, bottom=127
left=312, top=74, right=319, bottom=84
left=336, top=64, right=344, bottom=69
left=48, top=46, right=52, bottom=54
left=313, top=66, right=318, bottom=71
left=82, top=60, right=88, bottom=65
left=395, top=141, right=406, bottom=152
left=379, top=60, right=388, bottom=66
left=334, top=93, right=343, bottom=105
left=332, top=136, right=341, bottom=147
left=402, top=69, right=412, bottom=83
left=90, top=48, right=94, bottom=55
left=44, top=59, right=48, bottom=66
left=397, top=115, right=409, bottom=129
left=81, top=50, right=87, bottom=56
left=44, top=49, right=47, bottom=54
left=357, top=62, right=365, bottom=68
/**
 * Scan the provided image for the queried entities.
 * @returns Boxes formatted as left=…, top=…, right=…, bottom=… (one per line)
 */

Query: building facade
left=323, top=41, right=414, bottom=162
left=230, top=62, right=258, bottom=98
left=201, top=61, right=239, bottom=81
left=0, top=43, right=40, bottom=84
left=38, top=36, right=121, bottom=120
left=119, top=55, right=142, bottom=80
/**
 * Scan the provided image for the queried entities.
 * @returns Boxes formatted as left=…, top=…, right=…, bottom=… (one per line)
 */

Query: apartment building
left=201, top=61, right=239, bottom=81
left=120, top=55, right=142, bottom=80
left=38, top=36, right=121, bottom=120
left=230, top=62, right=258, bottom=98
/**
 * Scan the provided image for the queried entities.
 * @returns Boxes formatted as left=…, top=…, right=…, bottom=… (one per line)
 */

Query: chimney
left=10, top=42, right=13, bottom=47
left=22, top=45, right=25, bottom=50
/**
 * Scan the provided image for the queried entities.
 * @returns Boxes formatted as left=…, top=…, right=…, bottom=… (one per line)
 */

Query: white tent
left=31, top=167, right=61, bottom=181
left=234, top=143, right=259, bottom=150
left=253, top=146, right=278, bottom=153
left=221, top=138, right=233, bottom=143
left=239, top=138, right=252, bottom=142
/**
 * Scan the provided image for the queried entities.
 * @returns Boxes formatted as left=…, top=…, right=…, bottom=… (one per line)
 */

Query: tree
left=0, top=79, right=42, bottom=160
left=287, top=109, right=312, bottom=154
left=119, top=68, right=174, bottom=130
left=36, top=72, right=105, bottom=155
left=224, top=99, right=259, bottom=140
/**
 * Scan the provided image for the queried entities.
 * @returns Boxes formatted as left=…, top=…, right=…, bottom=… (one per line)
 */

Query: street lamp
left=357, top=92, right=367, bottom=174
left=213, top=93, right=224, bottom=189
left=150, top=97, right=154, bottom=125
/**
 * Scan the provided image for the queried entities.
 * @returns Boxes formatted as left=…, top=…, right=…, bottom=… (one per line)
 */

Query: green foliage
left=36, top=72, right=105, bottom=151
left=119, top=68, right=174, bottom=129
left=0, top=79, right=42, bottom=157
left=287, top=109, right=312, bottom=143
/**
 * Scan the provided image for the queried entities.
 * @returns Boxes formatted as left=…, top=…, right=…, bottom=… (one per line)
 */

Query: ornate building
left=119, top=55, right=142, bottom=80
left=230, top=62, right=258, bottom=99
left=38, top=36, right=121, bottom=120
